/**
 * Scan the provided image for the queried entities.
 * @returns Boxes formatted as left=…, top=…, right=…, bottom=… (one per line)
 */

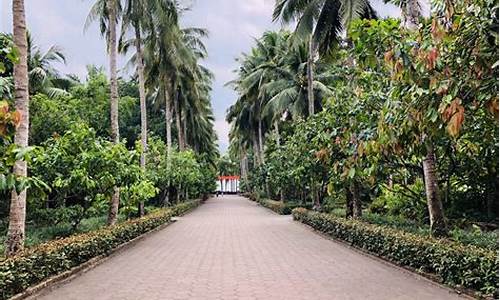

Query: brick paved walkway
left=36, top=195, right=465, bottom=300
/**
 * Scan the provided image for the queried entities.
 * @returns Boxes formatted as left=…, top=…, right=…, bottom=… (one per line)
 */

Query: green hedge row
left=242, top=192, right=258, bottom=201
left=292, top=208, right=498, bottom=298
left=258, top=199, right=291, bottom=215
left=0, top=200, right=202, bottom=300
left=258, top=199, right=313, bottom=215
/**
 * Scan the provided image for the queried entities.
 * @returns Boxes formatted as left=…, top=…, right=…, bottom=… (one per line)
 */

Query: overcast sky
left=1, top=0, right=402, bottom=152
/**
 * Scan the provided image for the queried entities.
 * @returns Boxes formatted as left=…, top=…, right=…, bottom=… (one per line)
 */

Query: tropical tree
left=272, top=0, right=376, bottom=116
left=120, top=0, right=156, bottom=216
left=5, top=0, right=30, bottom=256
left=86, top=0, right=122, bottom=225
left=26, top=33, right=68, bottom=97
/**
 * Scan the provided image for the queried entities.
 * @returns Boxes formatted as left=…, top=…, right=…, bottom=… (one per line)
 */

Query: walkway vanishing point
left=35, top=195, right=466, bottom=300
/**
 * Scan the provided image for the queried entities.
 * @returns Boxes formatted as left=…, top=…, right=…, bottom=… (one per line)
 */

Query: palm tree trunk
left=135, top=25, right=147, bottom=217
left=174, top=89, right=185, bottom=150
left=5, top=0, right=29, bottom=257
left=258, top=116, right=269, bottom=196
left=274, top=120, right=280, bottom=146
left=258, top=117, right=264, bottom=164
left=182, top=108, right=188, bottom=148
left=165, top=84, right=172, bottom=155
left=307, top=38, right=315, bottom=117
left=274, top=121, right=284, bottom=202
left=107, top=0, right=120, bottom=226
left=252, top=131, right=260, bottom=167
left=240, top=150, right=248, bottom=180
left=165, top=81, right=173, bottom=205
left=422, top=144, right=447, bottom=237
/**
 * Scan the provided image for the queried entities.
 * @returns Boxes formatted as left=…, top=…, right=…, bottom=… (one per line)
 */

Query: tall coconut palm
left=121, top=0, right=159, bottom=216
left=170, top=27, right=209, bottom=151
left=86, top=0, right=122, bottom=225
left=273, top=0, right=376, bottom=116
left=5, top=0, right=30, bottom=257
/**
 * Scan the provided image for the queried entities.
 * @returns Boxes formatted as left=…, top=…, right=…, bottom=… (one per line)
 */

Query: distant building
left=217, top=175, right=240, bottom=193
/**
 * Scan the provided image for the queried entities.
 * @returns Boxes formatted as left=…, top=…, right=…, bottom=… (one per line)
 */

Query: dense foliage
left=228, top=0, right=498, bottom=238
left=1, top=0, right=219, bottom=256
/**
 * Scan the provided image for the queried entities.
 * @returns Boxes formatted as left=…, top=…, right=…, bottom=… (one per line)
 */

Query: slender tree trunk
left=345, top=187, right=353, bottom=218
left=135, top=26, right=147, bottom=218
left=5, top=0, right=29, bottom=257
left=174, top=89, right=185, bottom=150
left=241, top=150, right=248, bottom=182
left=107, top=0, right=120, bottom=226
left=422, top=144, right=447, bottom=237
left=312, top=184, right=320, bottom=210
left=258, top=117, right=270, bottom=196
left=165, top=82, right=173, bottom=205
left=351, top=181, right=362, bottom=218
left=258, top=117, right=264, bottom=164
left=274, top=121, right=284, bottom=202
left=176, top=184, right=181, bottom=204
left=274, top=121, right=280, bottom=146
left=307, top=38, right=315, bottom=117
left=165, top=84, right=172, bottom=154
left=182, top=108, right=188, bottom=148
left=252, top=131, right=260, bottom=167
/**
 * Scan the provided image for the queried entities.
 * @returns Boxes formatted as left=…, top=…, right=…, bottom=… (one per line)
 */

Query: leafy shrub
left=259, top=199, right=291, bottom=215
left=28, top=206, right=85, bottom=228
left=258, top=199, right=312, bottom=215
left=242, top=192, right=258, bottom=201
left=450, top=227, right=499, bottom=252
left=0, top=200, right=201, bottom=300
left=368, top=181, right=427, bottom=223
left=292, top=208, right=498, bottom=298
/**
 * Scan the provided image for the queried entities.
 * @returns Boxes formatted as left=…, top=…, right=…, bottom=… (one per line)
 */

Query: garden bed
left=292, top=208, right=498, bottom=299
left=0, top=200, right=202, bottom=300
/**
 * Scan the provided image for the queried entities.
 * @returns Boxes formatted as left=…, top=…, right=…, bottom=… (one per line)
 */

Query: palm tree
left=86, top=0, right=122, bottom=225
left=121, top=0, right=158, bottom=217
left=5, top=0, right=30, bottom=257
left=272, top=0, right=376, bottom=116
left=0, top=32, right=71, bottom=99
left=174, top=27, right=210, bottom=151
left=26, top=32, right=68, bottom=97
left=261, top=35, right=333, bottom=120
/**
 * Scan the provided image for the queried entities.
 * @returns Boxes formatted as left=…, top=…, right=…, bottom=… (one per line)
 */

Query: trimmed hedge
left=292, top=208, right=499, bottom=298
left=259, top=199, right=291, bottom=215
left=242, top=192, right=258, bottom=201
left=0, top=200, right=201, bottom=300
left=258, top=199, right=313, bottom=215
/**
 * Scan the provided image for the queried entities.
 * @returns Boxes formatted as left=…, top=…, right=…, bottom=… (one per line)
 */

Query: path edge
left=9, top=202, right=203, bottom=300
left=243, top=194, right=486, bottom=300
left=292, top=218, right=484, bottom=300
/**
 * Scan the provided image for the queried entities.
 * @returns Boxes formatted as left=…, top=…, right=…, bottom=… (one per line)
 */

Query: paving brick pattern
left=36, top=195, right=465, bottom=300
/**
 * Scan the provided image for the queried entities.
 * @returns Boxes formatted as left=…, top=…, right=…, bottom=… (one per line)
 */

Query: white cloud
left=214, top=119, right=230, bottom=153
left=240, top=0, right=274, bottom=16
